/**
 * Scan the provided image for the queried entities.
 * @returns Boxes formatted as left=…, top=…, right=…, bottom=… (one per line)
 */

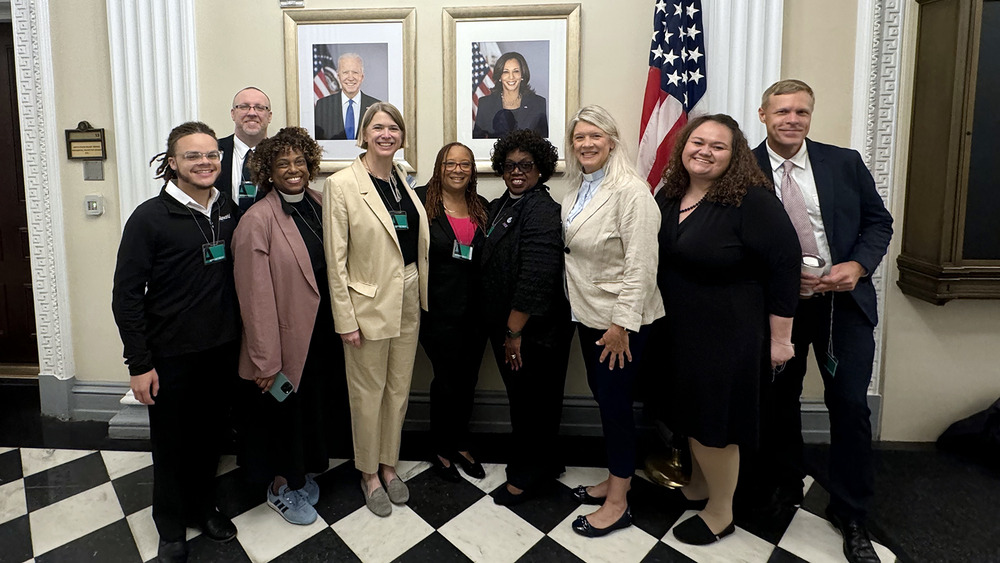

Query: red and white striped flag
left=472, top=42, right=500, bottom=120
left=637, top=0, right=707, bottom=191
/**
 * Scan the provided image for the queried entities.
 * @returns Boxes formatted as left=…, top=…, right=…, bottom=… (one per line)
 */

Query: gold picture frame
left=284, top=8, right=417, bottom=173
left=443, top=4, right=581, bottom=172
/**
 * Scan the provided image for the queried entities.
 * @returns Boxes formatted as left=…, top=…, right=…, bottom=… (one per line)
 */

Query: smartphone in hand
left=269, top=372, right=294, bottom=402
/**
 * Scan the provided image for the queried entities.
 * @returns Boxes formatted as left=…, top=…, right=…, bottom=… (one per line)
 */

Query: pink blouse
left=447, top=215, right=476, bottom=246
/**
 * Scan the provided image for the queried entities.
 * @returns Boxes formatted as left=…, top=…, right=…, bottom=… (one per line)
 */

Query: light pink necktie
left=781, top=160, right=819, bottom=255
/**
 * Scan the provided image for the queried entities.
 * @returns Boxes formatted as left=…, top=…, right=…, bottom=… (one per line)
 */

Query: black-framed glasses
left=233, top=103, right=270, bottom=113
left=502, top=160, right=535, bottom=173
left=180, top=151, right=222, bottom=162
left=444, top=161, right=473, bottom=172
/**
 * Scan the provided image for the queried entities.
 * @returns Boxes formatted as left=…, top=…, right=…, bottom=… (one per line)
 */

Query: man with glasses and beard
left=218, top=87, right=272, bottom=211
left=112, top=122, right=242, bottom=563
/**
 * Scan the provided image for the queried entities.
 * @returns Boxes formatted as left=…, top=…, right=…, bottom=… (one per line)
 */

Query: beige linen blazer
left=561, top=174, right=664, bottom=332
left=323, top=156, right=429, bottom=340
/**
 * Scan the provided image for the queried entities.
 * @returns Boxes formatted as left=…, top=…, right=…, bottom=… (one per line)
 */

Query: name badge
left=202, top=241, right=226, bottom=264
left=390, top=210, right=408, bottom=230
left=239, top=182, right=257, bottom=199
left=452, top=240, right=473, bottom=261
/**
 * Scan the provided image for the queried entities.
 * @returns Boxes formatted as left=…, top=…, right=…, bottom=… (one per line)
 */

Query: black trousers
left=490, top=324, right=573, bottom=491
left=148, top=341, right=239, bottom=541
left=578, top=323, right=650, bottom=479
left=761, top=293, right=876, bottom=520
left=421, top=312, right=488, bottom=455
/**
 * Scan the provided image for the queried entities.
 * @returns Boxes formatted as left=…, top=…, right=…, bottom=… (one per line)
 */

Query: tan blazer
left=323, top=156, right=429, bottom=340
left=561, top=174, right=664, bottom=332
left=232, top=188, right=323, bottom=390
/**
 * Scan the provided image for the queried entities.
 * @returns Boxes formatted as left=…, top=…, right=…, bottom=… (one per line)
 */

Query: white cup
left=800, top=254, right=826, bottom=297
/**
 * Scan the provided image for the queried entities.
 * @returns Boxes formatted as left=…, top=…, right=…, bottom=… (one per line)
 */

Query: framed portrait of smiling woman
left=284, top=8, right=416, bottom=172
left=443, top=4, right=580, bottom=172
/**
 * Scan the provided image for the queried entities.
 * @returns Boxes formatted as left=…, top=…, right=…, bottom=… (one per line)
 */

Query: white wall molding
left=852, top=0, right=906, bottom=397
left=12, top=0, right=76, bottom=402
left=702, top=0, right=784, bottom=143
left=106, top=0, right=199, bottom=226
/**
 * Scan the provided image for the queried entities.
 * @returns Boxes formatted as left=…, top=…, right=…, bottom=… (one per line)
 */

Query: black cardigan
left=480, top=185, right=569, bottom=346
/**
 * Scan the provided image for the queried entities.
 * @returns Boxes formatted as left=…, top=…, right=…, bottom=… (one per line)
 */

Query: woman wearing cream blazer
left=561, top=106, right=664, bottom=538
left=323, top=103, right=429, bottom=517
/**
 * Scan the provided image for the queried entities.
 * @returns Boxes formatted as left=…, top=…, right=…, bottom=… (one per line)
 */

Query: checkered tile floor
left=0, top=446, right=897, bottom=562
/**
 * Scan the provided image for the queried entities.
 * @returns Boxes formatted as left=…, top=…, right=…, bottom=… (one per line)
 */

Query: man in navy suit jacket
left=218, top=87, right=271, bottom=211
left=752, top=79, right=892, bottom=563
left=314, top=53, right=380, bottom=141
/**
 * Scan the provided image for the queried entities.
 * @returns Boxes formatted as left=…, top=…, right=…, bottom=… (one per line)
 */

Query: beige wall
left=44, top=0, right=999, bottom=440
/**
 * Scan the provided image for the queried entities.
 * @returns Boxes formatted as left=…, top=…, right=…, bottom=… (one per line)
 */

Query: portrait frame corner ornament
left=443, top=4, right=581, bottom=173
left=284, top=7, right=417, bottom=173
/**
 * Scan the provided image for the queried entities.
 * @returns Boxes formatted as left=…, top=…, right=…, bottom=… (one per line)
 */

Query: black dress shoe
left=451, top=452, right=486, bottom=479
left=493, top=483, right=532, bottom=506
left=157, top=539, right=189, bottom=563
left=826, top=509, right=880, bottom=563
left=570, top=485, right=605, bottom=505
left=432, top=456, right=462, bottom=483
left=198, top=510, right=237, bottom=543
left=571, top=507, right=633, bottom=537
left=672, top=515, right=735, bottom=545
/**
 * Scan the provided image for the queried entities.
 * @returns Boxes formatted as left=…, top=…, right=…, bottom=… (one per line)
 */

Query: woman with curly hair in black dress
left=481, top=129, right=573, bottom=506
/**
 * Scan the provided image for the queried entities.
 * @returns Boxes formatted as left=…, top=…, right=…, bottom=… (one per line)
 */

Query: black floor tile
left=735, top=501, right=797, bottom=545
left=640, top=541, right=697, bottom=562
left=0, top=449, right=22, bottom=484
left=213, top=466, right=265, bottom=520
left=516, top=536, right=584, bottom=562
left=112, top=464, right=154, bottom=517
left=492, top=480, right=580, bottom=534
left=799, top=479, right=830, bottom=518
left=35, top=519, right=141, bottom=563
left=393, top=531, right=471, bottom=562
left=187, top=534, right=252, bottom=563
left=0, top=514, right=33, bottom=563
left=312, top=462, right=366, bottom=524
left=24, top=451, right=109, bottom=511
left=404, top=468, right=487, bottom=529
left=628, top=477, right=688, bottom=539
left=767, top=546, right=811, bottom=563
left=270, top=528, right=361, bottom=563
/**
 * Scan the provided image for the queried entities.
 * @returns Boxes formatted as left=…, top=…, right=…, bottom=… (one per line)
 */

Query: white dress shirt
left=342, top=94, right=361, bottom=140
left=165, top=181, right=220, bottom=218
left=766, top=142, right=833, bottom=273
left=231, top=135, right=253, bottom=202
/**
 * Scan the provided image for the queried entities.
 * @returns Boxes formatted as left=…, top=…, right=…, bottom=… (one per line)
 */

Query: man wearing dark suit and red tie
left=753, top=79, right=893, bottom=563
left=314, top=53, right=380, bottom=141
left=218, top=87, right=272, bottom=212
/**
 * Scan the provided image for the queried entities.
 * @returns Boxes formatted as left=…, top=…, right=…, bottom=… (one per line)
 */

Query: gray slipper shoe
left=384, top=477, right=409, bottom=504
left=362, top=481, right=391, bottom=517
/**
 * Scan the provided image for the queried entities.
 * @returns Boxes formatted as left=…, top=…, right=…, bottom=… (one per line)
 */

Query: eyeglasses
left=180, top=151, right=222, bottom=162
left=502, top=161, right=535, bottom=173
left=444, top=161, right=473, bottom=172
left=233, top=103, right=270, bottom=113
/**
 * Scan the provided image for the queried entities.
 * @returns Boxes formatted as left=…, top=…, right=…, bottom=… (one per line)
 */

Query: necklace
left=679, top=196, right=705, bottom=214
left=487, top=193, right=523, bottom=236
left=289, top=196, right=322, bottom=243
left=363, top=156, right=401, bottom=203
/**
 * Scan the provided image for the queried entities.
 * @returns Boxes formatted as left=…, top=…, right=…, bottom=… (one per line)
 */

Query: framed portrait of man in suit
left=444, top=5, right=580, bottom=173
left=284, top=8, right=416, bottom=172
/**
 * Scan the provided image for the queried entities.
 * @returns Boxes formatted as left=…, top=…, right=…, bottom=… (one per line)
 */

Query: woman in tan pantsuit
left=323, top=102, right=429, bottom=517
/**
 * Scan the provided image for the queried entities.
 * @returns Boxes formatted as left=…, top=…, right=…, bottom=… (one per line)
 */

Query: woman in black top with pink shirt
left=415, top=142, right=489, bottom=482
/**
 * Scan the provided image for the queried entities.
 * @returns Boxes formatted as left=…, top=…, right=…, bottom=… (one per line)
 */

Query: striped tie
left=781, top=160, right=819, bottom=255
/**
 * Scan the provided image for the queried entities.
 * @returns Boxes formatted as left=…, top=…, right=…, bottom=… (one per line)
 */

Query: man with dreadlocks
left=112, top=121, right=242, bottom=563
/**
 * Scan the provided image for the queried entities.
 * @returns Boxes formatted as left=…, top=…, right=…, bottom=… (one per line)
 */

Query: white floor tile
left=101, top=450, right=153, bottom=481
left=548, top=507, right=658, bottom=563
left=0, top=447, right=13, bottom=455
left=29, top=482, right=124, bottom=556
left=20, top=448, right=94, bottom=477
left=438, top=496, right=543, bottom=563
left=663, top=510, right=775, bottom=563
left=465, top=462, right=507, bottom=493
left=557, top=466, right=611, bottom=490
left=332, top=503, right=434, bottom=563
left=779, top=508, right=895, bottom=563
left=125, top=506, right=159, bottom=563
left=396, top=460, right=431, bottom=481
left=216, top=454, right=238, bottom=477
left=232, top=502, right=328, bottom=563
left=803, top=475, right=815, bottom=499
left=0, top=478, right=26, bottom=525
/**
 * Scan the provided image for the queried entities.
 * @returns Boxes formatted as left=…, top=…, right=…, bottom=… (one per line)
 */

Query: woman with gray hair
left=561, top=106, right=664, bottom=537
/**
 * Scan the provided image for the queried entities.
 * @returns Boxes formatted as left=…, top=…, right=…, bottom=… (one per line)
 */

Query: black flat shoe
left=157, top=539, right=189, bottom=563
left=571, top=507, right=633, bottom=537
left=451, top=452, right=486, bottom=479
left=493, top=483, right=532, bottom=506
left=570, top=485, right=606, bottom=505
left=826, top=508, right=880, bottom=563
left=197, top=510, right=237, bottom=543
left=664, top=486, right=709, bottom=511
left=432, top=456, right=462, bottom=483
left=672, top=515, right=735, bottom=545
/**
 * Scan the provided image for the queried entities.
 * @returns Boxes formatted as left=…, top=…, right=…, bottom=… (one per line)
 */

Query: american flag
left=637, top=0, right=707, bottom=190
left=313, top=45, right=340, bottom=105
left=472, top=42, right=499, bottom=120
